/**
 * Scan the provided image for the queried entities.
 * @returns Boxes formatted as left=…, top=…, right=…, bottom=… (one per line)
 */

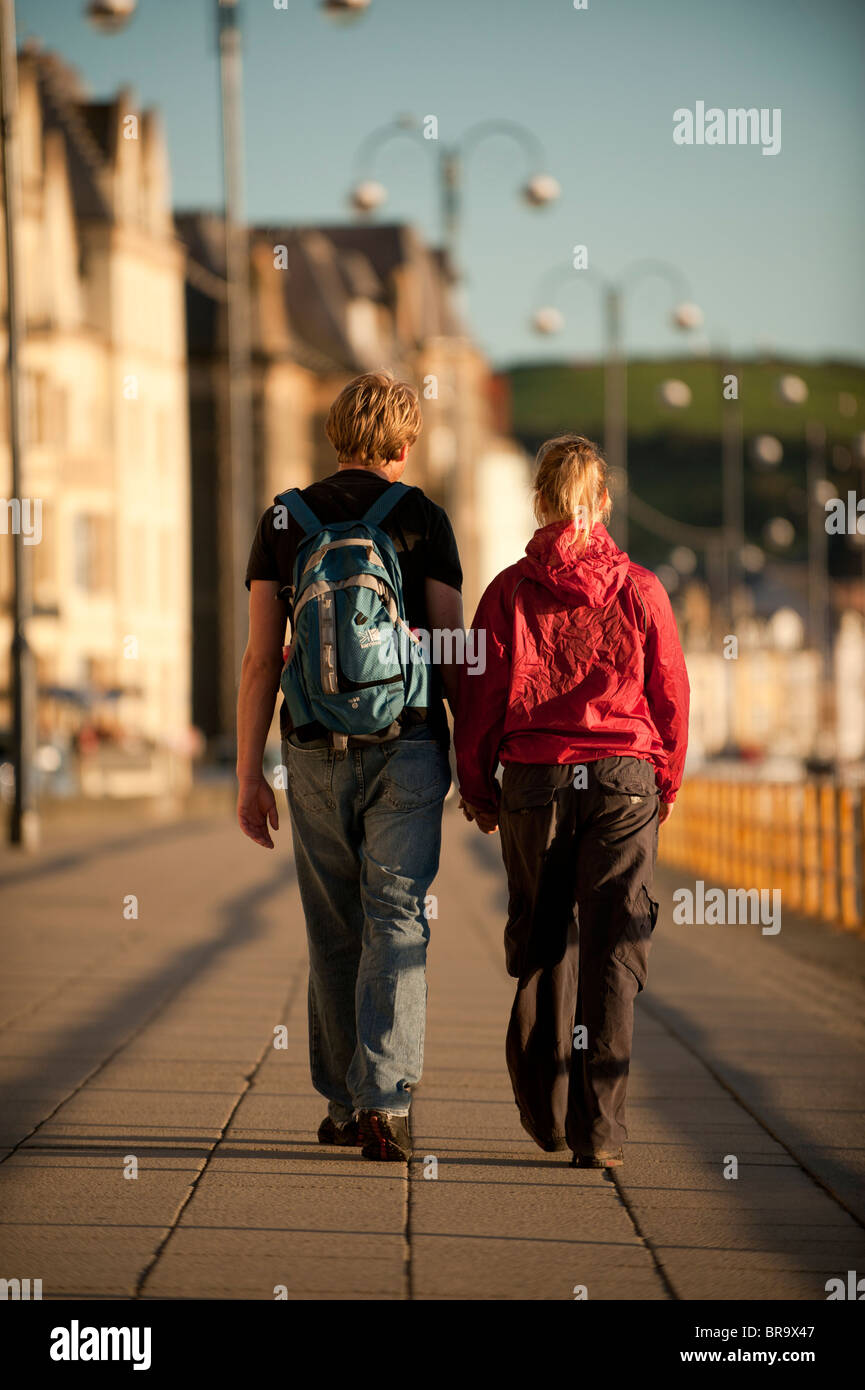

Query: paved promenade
left=1, top=795, right=863, bottom=1300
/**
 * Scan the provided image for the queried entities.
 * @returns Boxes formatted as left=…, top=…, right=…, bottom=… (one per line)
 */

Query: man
left=236, top=371, right=462, bottom=1162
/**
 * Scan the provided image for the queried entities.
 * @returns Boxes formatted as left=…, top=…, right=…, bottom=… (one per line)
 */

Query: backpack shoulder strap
left=361, top=481, right=412, bottom=529
left=275, top=488, right=321, bottom=537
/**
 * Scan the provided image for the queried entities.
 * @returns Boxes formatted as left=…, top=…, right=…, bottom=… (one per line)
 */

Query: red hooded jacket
left=455, top=521, right=689, bottom=814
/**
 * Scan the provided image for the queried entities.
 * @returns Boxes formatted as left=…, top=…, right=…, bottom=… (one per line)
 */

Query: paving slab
left=1, top=804, right=863, bottom=1301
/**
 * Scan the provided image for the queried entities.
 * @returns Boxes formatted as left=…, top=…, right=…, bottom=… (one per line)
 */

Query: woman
left=454, top=434, right=689, bottom=1168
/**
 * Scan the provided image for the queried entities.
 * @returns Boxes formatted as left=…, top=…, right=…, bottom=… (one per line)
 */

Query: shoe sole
left=361, top=1141, right=410, bottom=1162
left=572, top=1154, right=623, bottom=1169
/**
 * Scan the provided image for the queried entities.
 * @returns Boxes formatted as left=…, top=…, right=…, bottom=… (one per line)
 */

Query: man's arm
left=425, top=577, right=464, bottom=717
left=236, top=580, right=286, bottom=847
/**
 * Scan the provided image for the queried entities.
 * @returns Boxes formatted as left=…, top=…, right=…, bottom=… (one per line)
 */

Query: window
left=72, top=514, right=113, bottom=594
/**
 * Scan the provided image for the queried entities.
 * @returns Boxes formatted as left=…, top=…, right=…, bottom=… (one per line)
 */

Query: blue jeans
left=282, top=728, right=451, bottom=1119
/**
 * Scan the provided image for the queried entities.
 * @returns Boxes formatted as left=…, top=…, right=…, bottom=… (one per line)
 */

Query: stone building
left=0, top=46, right=192, bottom=795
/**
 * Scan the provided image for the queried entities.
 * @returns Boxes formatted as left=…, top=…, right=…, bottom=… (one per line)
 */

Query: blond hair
left=532, top=433, right=611, bottom=549
left=325, top=370, right=422, bottom=466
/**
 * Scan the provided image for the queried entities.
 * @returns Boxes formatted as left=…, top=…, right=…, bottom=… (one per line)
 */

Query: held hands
left=459, top=797, right=499, bottom=835
left=237, top=775, right=279, bottom=848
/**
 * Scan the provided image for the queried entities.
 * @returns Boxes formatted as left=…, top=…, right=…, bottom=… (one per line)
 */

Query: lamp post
left=533, top=259, right=701, bottom=551
left=1, top=0, right=38, bottom=846
left=350, top=115, right=559, bottom=279
left=806, top=420, right=832, bottom=675
left=717, top=344, right=745, bottom=624
left=775, top=374, right=837, bottom=757
left=214, top=0, right=255, bottom=737
left=854, top=428, right=865, bottom=594
left=775, top=375, right=833, bottom=665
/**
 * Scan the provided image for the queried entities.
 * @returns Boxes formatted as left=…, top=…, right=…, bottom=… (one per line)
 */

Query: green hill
left=504, top=357, right=865, bottom=443
left=501, top=357, right=865, bottom=576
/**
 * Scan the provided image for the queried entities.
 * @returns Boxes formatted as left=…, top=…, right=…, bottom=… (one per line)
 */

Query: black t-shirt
left=245, top=469, right=462, bottom=747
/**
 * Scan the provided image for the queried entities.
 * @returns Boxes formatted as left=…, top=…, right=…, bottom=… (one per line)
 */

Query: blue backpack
left=276, top=482, right=429, bottom=750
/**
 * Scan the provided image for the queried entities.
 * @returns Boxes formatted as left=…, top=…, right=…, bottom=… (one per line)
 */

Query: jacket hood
left=518, top=521, right=629, bottom=605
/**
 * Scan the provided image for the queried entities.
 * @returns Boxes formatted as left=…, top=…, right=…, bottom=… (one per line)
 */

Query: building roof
left=22, top=44, right=170, bottom=235
left=176, top=213, right=466, bottom=376
left=24, top=47, right=113, bottom=222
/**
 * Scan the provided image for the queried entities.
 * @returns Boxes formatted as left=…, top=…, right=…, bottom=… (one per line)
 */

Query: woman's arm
left=236, top=580, right=286, bottom=847
left=642, top=575, right=690, bottom=806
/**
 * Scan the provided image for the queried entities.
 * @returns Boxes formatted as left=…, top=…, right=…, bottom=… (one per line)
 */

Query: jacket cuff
left=458, top=784, right=500, bottom=816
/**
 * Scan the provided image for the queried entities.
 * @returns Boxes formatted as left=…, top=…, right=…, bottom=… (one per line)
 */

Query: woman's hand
left=658, top=801, right=674, bottom=825
left=237, top=775, right=280, bottom=848
left=459, top=797, right=499, bottom=835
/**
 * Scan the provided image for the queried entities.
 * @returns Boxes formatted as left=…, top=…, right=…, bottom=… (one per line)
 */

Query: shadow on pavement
left=0, top=856, right=295, bottom=1156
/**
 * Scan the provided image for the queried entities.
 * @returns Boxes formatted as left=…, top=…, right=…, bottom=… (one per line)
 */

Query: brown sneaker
left=357, top=1109, right=412, bottom=1162
left=571, top=1148, right=624, bottom=1169
left=317, top=1115, right=360, bottom=1146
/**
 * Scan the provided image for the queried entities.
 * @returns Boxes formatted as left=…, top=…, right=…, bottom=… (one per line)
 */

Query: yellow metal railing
left=659, top=776, right=864, bottom=932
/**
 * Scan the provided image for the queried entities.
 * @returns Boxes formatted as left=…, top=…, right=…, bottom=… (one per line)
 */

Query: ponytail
left=532, top=433, right=611, bottom=551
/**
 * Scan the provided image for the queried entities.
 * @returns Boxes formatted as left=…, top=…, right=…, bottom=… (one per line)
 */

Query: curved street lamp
left=751, top=434, right=784, bottom=467
left=670, top=545, right=698, bottom=575
left=86, top=0, right=136, bottom=30
left=776, top=373, right=809, bottom=407
left=740, top=544, right=766, bottom=574
left=658, top=378, right=693, bottom=410
left=764, top=517, right=795, bottom=549
left=321, top=0, right=371, bottom=16
left=531, top=257, right=701, bottom=550
left=350, top=178, right=388, bottom=214
left=349, top=114, right=559, bottom=277
left=349, top=113, right=558, bottom=535
left=89, top=0, right=371, bottom=25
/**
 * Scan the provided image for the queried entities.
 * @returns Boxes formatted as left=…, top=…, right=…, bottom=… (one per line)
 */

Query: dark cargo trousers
left=498, top=756, right=660, bottom=1155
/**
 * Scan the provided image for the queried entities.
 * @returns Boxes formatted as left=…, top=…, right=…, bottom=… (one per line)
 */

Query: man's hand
left=236, top=580, right=287, bottom=844
left=238, top=775, right=279, bottom=848
left=659, top=800, right=674, bottom=825
left=459, top=797, right=498, bottom=835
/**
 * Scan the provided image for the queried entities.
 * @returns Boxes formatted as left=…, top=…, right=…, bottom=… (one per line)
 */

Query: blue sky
left=16, top=0, right=865, bottom=368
